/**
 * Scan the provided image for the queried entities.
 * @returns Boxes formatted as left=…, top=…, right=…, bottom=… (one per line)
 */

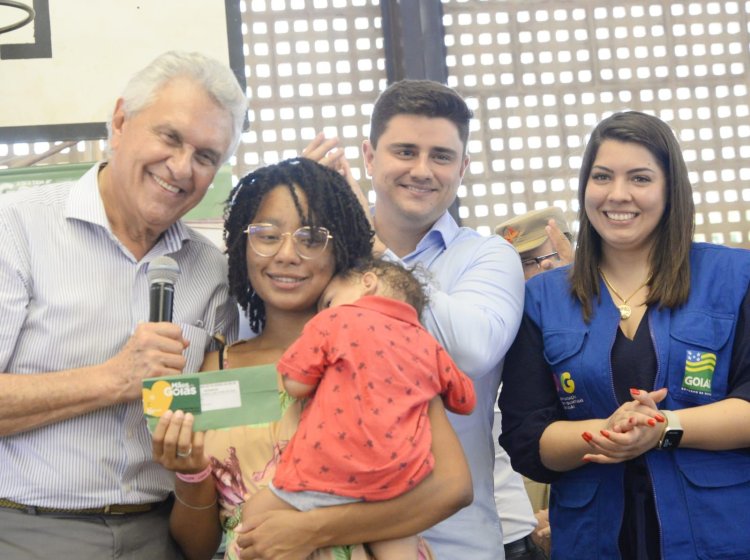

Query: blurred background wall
left=1, top=0, right=748, bottom=247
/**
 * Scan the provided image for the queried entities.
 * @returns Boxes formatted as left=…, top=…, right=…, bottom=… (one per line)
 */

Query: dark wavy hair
left=572, top=111, right=695, bottom=321
left=369, top=79, right=473, bottom=152
left=224, top=157, right=374, bottom=333
left=340, top=257, right=428, bottom=317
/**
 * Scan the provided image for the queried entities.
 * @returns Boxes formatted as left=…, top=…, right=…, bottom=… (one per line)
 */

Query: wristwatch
left=657, top=410, right=683, bottom=450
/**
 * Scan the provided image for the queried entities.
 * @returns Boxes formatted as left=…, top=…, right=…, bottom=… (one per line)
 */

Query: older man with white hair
left=0, top=51, right=246, bottom=559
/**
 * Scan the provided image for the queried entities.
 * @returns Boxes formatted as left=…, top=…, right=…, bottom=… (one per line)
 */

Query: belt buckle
left=103, top=504, right=128, bottom=515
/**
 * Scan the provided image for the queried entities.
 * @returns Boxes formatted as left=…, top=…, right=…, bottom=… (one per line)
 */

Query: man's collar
left=65, top=162, right=191, bottom=250
left=372, top=204, right=460, bottom=256
left=415, top=211, right=460, bottom=251
left=65, top=163, right=110, bottom=228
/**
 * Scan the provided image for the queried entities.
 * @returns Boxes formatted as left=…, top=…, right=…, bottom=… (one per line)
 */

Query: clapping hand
left=581, top=388, right=668, bottom=464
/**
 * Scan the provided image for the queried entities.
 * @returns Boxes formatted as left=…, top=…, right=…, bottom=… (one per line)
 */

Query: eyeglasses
left=244, top=223, right=333, bottom=260
left=521, top=252, right=559, bottom=270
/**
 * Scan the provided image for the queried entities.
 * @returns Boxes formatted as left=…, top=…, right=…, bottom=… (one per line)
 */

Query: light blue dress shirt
left=0, top=164, right=238, bottom=508
left=383, top=211, right=525, bottom=559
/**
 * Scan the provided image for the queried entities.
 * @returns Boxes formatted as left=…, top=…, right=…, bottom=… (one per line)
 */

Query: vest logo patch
left=681, top=350, right=716, bottom=395
left=560, top=372, right=576, bottom=394
left=555, top=371, right=584, bottom=411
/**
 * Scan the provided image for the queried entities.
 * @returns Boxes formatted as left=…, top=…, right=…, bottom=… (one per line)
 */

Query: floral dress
left=204, top=357, right=435, bottom=560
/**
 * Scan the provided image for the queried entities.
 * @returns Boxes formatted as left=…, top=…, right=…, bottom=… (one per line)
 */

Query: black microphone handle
left=149, top=282, right=175, bottom=322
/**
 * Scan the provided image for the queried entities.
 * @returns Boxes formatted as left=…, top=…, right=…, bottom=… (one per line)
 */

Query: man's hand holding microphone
left=107, top=256, right=189, bottom=403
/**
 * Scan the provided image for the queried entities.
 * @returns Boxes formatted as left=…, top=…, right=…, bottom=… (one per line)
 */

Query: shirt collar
left=372, top=205, right=461, bottom=260
left=65, top=162, right=191, bottom=254
left=414, top=211, right=460, bottom=252
left=65, top=163, right=110, bottom=229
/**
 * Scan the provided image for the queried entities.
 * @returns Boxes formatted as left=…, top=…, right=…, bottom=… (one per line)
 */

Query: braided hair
left=224, top=157, right=374, bottom=333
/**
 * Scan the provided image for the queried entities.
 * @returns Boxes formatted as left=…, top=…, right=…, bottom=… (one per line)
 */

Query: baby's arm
left=281, top=378, right=316, bottom=399
left=435, top=346, right=476, bottom=415
left=277, top=321, right=329, bottom=398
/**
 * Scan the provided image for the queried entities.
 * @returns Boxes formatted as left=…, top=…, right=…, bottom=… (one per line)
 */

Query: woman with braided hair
left=152, top=157, right=472, bottom=560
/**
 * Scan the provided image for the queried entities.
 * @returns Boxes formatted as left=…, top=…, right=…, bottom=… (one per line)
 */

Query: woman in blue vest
left=499, top=111, right=750, bottom=559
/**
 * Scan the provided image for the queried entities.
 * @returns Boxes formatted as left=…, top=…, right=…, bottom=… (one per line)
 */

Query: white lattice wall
left=2, top=0, right=748, bottom=247
left=443, top=0, right=750, bottom=246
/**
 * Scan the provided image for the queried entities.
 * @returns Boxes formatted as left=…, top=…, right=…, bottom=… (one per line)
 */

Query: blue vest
left=525, top=243, right=750, bottom=559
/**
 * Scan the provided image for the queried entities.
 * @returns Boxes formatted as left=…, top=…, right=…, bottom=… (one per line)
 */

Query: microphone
left=147, top=256, right=180, bottom=322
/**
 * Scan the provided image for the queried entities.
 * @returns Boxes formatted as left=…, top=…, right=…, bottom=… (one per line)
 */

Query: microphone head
left=147, top=256, right=180, bottom=286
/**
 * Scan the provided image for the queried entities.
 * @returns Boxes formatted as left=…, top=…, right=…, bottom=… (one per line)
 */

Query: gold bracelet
left=173, top=490, right=217, bottom=511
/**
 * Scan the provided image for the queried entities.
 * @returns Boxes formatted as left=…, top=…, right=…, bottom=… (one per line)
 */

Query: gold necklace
left=599, top=269, right=651, bottom=320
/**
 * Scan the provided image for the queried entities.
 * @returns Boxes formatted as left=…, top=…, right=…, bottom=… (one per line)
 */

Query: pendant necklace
left=599, top=269, right=651, bottom=320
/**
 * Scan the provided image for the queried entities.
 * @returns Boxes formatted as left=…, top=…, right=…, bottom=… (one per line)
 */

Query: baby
left=243, top=258, right=475, bottom=559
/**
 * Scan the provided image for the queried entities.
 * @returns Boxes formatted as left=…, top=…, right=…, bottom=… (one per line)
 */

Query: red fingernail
left=582, top=457, right=591, bottom=462
left=647, top=418, right=656, bottom=427
left=630, top=388, right=640, bottom=395
left=654, top=414, right=665, bottom=423
left=600, top=430, right=610, bottom=438
left=582, top=432, right=593, bottom=442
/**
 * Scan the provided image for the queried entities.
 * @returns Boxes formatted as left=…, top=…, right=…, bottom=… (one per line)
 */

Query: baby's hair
left=342, top=257, right=428, bottom=317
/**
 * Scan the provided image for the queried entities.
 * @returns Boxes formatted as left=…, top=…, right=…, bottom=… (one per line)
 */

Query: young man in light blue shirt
left=360, top=79, right=527, bottom=559
left=298, top=79, right=539, bottom=559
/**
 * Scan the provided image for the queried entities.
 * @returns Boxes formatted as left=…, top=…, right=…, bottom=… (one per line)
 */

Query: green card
left=142, top=364, right=281, bottom=431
